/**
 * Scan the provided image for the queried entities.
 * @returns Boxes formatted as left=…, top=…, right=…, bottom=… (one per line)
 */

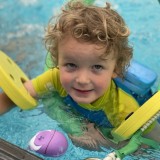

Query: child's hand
left=0, top=92, right=15, bottom=115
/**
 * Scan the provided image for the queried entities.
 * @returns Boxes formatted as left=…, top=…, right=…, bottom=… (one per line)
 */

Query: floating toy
left=28, top=130, right=68, bottom=157
left=0, top=50, right=37, bottom=110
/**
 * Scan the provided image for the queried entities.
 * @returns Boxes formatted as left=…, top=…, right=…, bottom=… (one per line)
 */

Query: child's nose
left=75, top=71, right=90, bottom=84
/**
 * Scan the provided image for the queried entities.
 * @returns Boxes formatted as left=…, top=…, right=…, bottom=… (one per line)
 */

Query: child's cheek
left=96, top=78, right=110, bottom=94
left=60, top=73, right=71, bottom=90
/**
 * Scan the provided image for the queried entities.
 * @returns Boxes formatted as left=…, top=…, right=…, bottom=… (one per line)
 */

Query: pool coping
left=0, top=138, right=43, bottom=160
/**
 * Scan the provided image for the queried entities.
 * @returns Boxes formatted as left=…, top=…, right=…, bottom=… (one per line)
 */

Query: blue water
left=0, top=0, right=160, bottom=159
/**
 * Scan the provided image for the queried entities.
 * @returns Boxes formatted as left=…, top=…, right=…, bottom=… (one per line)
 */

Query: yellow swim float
left=0, top=50, right=37, bottom=110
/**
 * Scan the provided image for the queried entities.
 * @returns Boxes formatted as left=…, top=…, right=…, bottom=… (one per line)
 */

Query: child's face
left=58, top=36, right=117, bottom=104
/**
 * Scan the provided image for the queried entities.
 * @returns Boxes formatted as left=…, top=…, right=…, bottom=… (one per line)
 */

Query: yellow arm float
left=111, top=90, right=160, bottom=142
left=0, top=51, right=37, bottom=110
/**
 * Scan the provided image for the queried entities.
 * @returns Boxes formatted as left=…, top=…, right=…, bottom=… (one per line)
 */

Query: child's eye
left=66, top=63, right=77, bottom=70
left=92, top=65, right=103, bottom=71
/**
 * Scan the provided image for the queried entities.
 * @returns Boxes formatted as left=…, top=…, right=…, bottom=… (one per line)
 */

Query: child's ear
left=112, top=72, right=117, bottom=78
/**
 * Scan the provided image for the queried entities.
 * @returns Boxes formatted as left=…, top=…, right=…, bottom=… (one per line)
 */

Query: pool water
left=0, top=0, right=160, bottom=159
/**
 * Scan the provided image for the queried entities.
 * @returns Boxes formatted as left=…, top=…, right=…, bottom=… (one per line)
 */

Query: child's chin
left=73, top=97, right=94, bottom=104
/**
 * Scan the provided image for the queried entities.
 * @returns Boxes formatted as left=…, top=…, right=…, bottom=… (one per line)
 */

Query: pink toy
left=28, top=130, right=68, bottom=157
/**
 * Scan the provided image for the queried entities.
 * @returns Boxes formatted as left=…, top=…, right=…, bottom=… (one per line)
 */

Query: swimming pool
left=0, top=0, right=160, bottom=159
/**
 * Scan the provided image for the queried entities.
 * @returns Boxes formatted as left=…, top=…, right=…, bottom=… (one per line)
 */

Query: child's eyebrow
left=62, top=56, right=76, bottom=61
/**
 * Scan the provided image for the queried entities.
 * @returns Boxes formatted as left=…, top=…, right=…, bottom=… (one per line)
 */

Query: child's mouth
left=73, top=88, right=93, bottom=94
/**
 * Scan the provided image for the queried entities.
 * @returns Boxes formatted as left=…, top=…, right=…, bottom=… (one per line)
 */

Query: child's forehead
left=59, top=49, right=115, bottom=63
left=59, top=36, right=111, bottom=53
left=58, top=35, right=116, bottom=61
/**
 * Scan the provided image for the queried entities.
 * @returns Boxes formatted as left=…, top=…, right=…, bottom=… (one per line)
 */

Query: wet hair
left=44, top=0, right=133, bottom=78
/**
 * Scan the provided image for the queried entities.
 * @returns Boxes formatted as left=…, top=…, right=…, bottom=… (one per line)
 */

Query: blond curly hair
left=44, top=0, right=133, bottom=77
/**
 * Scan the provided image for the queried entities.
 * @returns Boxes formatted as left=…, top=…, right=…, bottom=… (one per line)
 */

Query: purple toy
left=28, top=130, right=68, bottom=157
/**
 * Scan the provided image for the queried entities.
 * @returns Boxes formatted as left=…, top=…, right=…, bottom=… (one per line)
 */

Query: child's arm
left=23, top=80, right=37, bottom=98
left=0, top=92, right=15, bottom=114
left=0, top=80, right=37, bottom=115
left=0, top=68, right=60, bottom=114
